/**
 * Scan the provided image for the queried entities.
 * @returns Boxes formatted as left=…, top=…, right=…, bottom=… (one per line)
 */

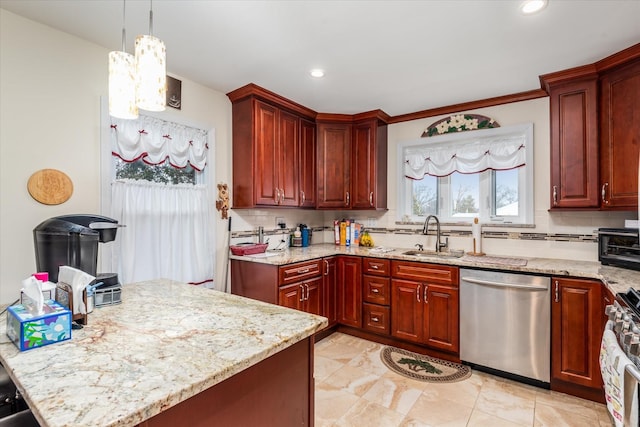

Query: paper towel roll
left=472, top=218, right=482, bottom=254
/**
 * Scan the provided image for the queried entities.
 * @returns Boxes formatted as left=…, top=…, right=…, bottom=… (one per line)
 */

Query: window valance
left=110, top=115, right=209, bottom=171
left=404, top=126, right=528, bottom=179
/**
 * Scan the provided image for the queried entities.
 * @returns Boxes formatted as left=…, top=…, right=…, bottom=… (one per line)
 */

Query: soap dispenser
left=292, top=227, right=302, bottom=247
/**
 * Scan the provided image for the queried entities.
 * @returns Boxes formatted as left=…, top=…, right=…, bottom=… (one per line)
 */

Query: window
left=114, top=157, right=201, bottom=185
left=399, top=123, right=533, bottom=224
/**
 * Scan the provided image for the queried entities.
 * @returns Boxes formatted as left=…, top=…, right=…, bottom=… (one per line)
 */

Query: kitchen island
left=0, top=279, right=327, bottom=427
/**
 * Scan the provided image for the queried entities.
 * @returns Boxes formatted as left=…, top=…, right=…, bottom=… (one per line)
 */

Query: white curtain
left=404, top=133, right=526, bottom=179
left=111, top=179, right=214, bottom=285
left=111, top=114, right=208, bottom=170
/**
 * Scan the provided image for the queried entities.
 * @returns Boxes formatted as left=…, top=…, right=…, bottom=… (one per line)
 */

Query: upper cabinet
left=316, top=112, right=389, bottom=210
left=600, top=59, right=640, bottom=208
left=228, top=84, right=317, bottom=208
left=541, top=43, right=640, bottom=211
left=229, top=84, right=388, bottom=210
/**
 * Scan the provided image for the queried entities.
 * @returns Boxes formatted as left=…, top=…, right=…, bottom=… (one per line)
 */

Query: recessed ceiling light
left=521, top=0, right=547, bottom=14
left=310, top=69, right=325, bottom=78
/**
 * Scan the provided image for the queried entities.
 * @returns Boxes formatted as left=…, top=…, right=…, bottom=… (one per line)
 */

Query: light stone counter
left=230, top=243, right=639, bottom=295
left=0, top=279, right=327, bottom=427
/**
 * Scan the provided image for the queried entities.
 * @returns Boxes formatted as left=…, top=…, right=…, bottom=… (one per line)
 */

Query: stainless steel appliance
left=460, top=268, right=551, bottom=385
left=602, top=289, right=640, bottom=426
left=598, top=228, right=640, bottom=271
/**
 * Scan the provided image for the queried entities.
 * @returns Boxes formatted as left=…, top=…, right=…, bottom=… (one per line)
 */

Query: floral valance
left=110, top=115, right=209, bottom=171
left=404, top=126, right=528, bottom=179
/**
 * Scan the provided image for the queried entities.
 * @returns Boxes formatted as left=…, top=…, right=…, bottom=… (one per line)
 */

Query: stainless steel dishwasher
left=460, top=268, right=550, bottom=385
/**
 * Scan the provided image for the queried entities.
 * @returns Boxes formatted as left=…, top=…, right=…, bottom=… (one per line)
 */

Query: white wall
left=0, top=10, right=232, bottom=303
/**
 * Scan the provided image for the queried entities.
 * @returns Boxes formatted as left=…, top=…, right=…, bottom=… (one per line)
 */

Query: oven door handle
left=598, top=231, right=639, bottom=237
left=461, top=277, right=548, bottom=291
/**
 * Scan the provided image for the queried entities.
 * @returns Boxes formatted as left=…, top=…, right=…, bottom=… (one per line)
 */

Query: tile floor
left=314, top=332, right=613, bottom=427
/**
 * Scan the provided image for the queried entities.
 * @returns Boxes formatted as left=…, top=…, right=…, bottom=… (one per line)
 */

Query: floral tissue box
left=6, top=300, right=71, bottom=351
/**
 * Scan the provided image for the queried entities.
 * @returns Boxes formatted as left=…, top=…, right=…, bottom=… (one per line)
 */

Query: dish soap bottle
left=292, top=227, right=302, bottom=247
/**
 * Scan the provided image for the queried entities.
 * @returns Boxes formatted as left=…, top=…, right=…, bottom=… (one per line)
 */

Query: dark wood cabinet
left=337, top=256, right=362, bottom=327
left=299, top=119, right=317, bottom=208
left=316, top=113, right=388, bottom=210
left=361, top=257, right=391, bottom=335
left=541, top=44, right=640, bottom=211
left=391, top=261, right=459, bottom=355
left=600, top=58, right=640, bottom=209
left=278, top=276, right=323, bottom=316
left=228, top=84, right=316, bottom=208
left=323, top=257, right=338, bottom=327
left=551, top=277, right=604, bottom=401
left=351, top=119, right=388, bottom=209
left=547, top=76, right=600, bottom=209
left=316, top=122, right=352, bottom=209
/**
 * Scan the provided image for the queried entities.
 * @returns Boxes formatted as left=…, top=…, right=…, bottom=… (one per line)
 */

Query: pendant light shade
left=135, top=34, right=166, bottom=112
left=108, top=50, right=138, bottom=119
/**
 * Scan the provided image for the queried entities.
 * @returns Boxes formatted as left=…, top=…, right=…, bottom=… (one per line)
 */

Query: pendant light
left=108, top=0, right=138, bottom=119
left=135, top=0, right=166, bottom=112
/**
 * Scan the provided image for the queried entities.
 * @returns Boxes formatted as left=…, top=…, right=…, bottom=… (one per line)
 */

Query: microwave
left=598, top=228, right=640, bottom=271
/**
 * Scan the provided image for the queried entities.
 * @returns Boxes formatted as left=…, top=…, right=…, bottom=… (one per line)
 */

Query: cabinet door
left=549, top=78, right=600, bottom=209
left=299, top=119, right=316, bottom=207
left=317, top=123, right=351, bottom=208
left=363, top=303, right=390, bottom=335
left=551, top=277, right=603, bottom=389
left=337, top=256, right=362, bottom=327
left=363, top=275, right=390, bottom=305
left=424, top=284, right=459, bottom=354
left=351, top=119, right=388, bottom=209
left=278, top=110, right=300, bottom=206
left=600, top=59, right=640, bottom=209
left=302, top=277, right=323, bottom=317
left=278, top=283, right=302, bottom=311
left=323, top=257, right=338, bottom=327
left=254, top=100, right=279, bottom=206
left=391, top=279, right=423, bottom=343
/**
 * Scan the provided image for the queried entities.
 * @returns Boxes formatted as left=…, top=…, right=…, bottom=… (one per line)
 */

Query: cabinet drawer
left=279, top=260, right=322, bottom=285
left=363, top=258, right=390, bottom=276
left=363, top=303, right=390, bottom=335
left=363, top=275, right=390, bottom=305
left=391, top=261, right=459, bottom=286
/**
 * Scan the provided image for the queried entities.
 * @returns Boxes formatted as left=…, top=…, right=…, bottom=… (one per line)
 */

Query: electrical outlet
left=275, top=217, right=286, bottom=228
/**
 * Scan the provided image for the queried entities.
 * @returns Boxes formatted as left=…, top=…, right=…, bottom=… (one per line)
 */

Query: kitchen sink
left=402, top=249, right=464, bottom=258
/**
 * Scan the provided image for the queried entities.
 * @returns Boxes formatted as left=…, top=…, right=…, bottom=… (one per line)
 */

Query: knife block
left=55, top=282, right=88, bottom=325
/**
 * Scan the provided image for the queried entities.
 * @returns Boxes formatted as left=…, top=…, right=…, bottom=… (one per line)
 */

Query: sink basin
left=402, top=249, right=464, bottom=258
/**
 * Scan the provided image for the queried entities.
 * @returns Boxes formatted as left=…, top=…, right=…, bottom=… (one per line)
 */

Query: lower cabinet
left=337, top=256, right=362, bottom=328
left=278, top=276, right=323, bottom=316
left=362, top=257, right=391, bottom=335
left=323, top=257, right=338, bottom=328
left=551, top=277, right=604, bottom=400
left=391, top=261, right=460, bottom=355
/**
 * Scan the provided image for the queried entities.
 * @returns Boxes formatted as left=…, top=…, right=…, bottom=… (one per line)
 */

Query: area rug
left=380, top=346, right=471, bottom=383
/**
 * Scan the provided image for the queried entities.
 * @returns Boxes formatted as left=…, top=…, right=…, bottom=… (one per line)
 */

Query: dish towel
left=600, top=322, right=640, bottom=427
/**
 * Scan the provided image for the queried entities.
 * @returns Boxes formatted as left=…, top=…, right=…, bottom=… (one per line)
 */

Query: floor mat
left=380, top=346, right=472, bottom=383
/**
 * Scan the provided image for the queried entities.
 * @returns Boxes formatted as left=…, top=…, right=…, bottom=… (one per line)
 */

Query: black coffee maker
left=33, top=214, right=121, bottom=287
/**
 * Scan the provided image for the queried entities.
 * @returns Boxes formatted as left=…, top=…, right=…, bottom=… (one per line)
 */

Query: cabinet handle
left=371, top=265, right=379, bottom=270
left=371, top=288, right=380, bottom=293
left=324, top=260, right=329, bottom=276
left=301, top=191, right=305, bottom=205
left=416, top=284, right=421, bottom=303
left=299, top=285, right=304, bottom=302
left=280, top=188, right=285, bottom=204
left=424, top=285, right=428, bottom=303
left=552, top=186, right=558, bottom=206
left=305, top=284, right=309, bottom=301
left=554, top=281, right=559, bottom=303
left=602, top=183, right=609, bottom=204
left=345, top=191, right=350, bottom=206
left=371, top=317, right=379, bottom=323
left=298, top=268, right=310, bottom=274
left=274, top=188, right=280, bottom=204
left=369, top=191, right=374, bottom=206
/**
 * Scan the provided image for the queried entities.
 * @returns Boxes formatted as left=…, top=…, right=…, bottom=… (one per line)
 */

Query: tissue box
left=6, top=300, right=72, bottom=351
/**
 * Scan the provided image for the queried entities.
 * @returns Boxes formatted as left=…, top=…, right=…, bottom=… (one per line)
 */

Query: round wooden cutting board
left=27, top=169, right=73, bottom=205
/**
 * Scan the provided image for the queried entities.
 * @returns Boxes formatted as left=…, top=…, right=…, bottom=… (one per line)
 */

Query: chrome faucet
left=423, top=215, right=448, bottom=252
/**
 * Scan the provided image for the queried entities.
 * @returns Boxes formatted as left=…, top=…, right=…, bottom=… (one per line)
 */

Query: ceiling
left=1, top=0, right=639, bottom=117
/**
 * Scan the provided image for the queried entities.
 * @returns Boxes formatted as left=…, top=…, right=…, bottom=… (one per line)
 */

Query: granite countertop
left=230, top=243, right=640, bottom=295
left=0, top=279, right=327, bottom=427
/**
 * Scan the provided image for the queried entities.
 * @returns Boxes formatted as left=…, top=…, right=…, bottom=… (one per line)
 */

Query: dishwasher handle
left=461, top=276, right=548, bottom=291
